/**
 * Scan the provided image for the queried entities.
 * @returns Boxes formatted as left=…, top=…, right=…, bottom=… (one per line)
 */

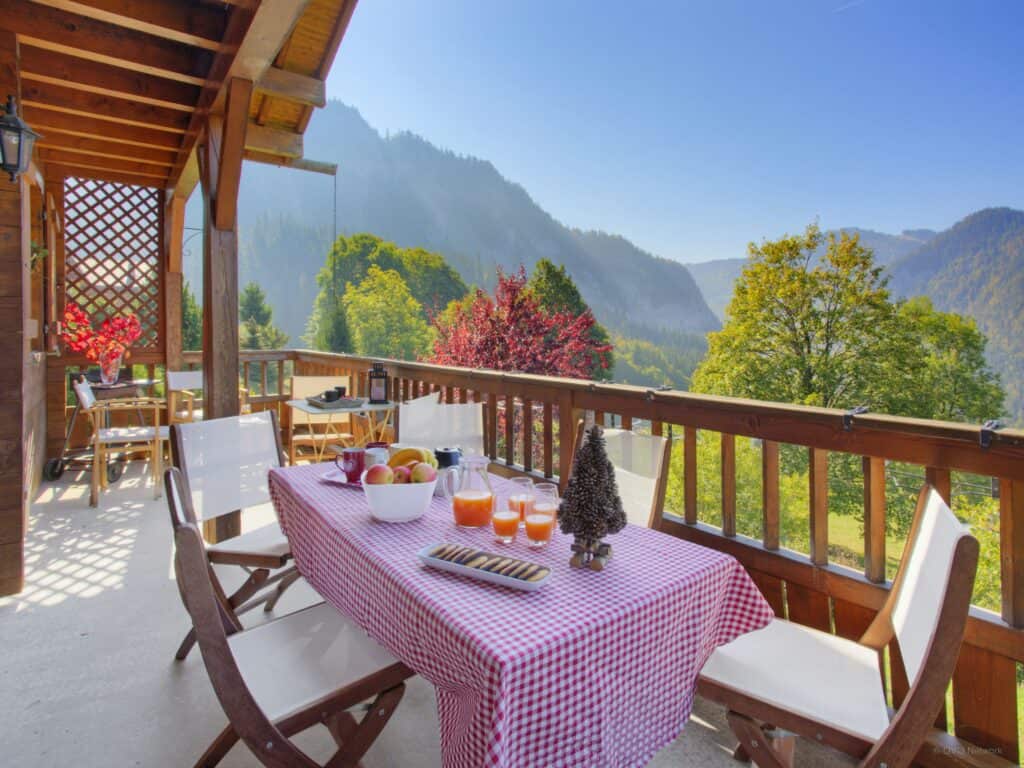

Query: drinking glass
left=533, top=482, right=560, bottom=518
left=506, top=477, right=535, bottom=525
left=526, top=482, right=559, bottom=548
left=492, top=510, right=520, bottom=544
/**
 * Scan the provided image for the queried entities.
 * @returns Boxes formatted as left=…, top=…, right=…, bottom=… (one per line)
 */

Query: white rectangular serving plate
left=417, top=544, right=552, bottom=592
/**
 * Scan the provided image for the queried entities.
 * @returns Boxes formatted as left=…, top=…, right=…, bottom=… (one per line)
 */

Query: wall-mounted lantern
left=0, top=96, right=41, bottom=182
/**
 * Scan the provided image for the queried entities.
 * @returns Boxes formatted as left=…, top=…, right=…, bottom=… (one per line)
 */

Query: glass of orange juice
left=526, top=483, right=559, bottom=547
left=492, top=510, right=520, bottom=544
left=506, top=477, right=535, bottom=525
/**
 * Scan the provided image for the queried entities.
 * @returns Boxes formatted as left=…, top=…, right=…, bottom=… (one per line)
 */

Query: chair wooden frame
left=168, top=471, right=414, bottom=768
left=73, top=375, right=167, bottom=507
left=167, top=369, right=254, bottom=425
left=169, top=410, right=301, bottom=661
left=697, top=484, right=980, bottom=768
left=572, top=421, right=672, bottom=530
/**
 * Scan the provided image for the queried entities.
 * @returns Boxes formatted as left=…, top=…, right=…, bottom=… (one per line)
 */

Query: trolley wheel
left=106, top=461, right=126, bottom=484
left=43, top=458, right=65, bottom=481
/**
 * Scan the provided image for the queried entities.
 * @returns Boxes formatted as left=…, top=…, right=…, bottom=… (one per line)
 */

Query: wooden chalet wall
left=0, top=32, right=46, bottom=595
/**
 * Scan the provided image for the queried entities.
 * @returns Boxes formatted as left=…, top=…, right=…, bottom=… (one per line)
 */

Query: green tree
left=527, top=258, right=612, bottom=379
left=238, top=281, right=289, bottom=350
left=182, top=280, right=202, bottom=351
left=898, top=296, right=1004, bottom=422
left=343, top=266, right=433, bottom=360
left=306, top=233, right=467, bottom=352
left=692, top=224, right=918, bottom=413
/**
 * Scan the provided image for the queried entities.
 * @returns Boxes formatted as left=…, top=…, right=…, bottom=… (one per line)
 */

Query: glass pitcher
left=442, top=455, right=495, bottom=527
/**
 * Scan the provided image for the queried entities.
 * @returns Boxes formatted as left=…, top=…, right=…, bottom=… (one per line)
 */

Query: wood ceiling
left=4, top=0, right=356, bottom=194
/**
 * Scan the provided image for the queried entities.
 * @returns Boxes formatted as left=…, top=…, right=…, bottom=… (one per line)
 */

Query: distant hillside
left=889, top=208, right=1024, bottom=423
left=230, top=102, right=719, bottom=345
left=689, top=227, right=936, bottom=319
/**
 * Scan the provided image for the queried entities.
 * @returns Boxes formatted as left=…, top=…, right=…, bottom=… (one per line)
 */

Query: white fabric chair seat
left=700, top=618, right=890, bottom=741
left=229, top=602, right=401, bottom=722
left=206, top=519, right=290, bottom=560
left=97, top=425, right=170, bottom=443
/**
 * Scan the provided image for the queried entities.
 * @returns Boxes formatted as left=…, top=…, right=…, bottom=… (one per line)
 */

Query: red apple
left=410, top=462, right=437, bottom=484
left=392, top=466, right=412, bottom=484
left=364, top=464, right=394, bottom=485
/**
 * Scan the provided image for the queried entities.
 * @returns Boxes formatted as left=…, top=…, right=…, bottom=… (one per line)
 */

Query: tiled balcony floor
left=0, top=463, right=853, bottom=767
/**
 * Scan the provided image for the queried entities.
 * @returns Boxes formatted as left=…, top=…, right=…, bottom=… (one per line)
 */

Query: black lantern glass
left=0, top=96, right=41, bottom=182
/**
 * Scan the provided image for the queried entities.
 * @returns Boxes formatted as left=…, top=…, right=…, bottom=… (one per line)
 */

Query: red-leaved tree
left=430, top=267, right=610, bottom=378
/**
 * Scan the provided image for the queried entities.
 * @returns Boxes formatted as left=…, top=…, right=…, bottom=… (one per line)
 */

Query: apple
left=392, top=466, right=412, bottom=484
left=410, top=462, right=437, bottom=484
left=364, top=464, right=394, bottom=485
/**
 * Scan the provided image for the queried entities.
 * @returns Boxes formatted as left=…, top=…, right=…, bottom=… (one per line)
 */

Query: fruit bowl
left=361, top=470, right=437, bottom=523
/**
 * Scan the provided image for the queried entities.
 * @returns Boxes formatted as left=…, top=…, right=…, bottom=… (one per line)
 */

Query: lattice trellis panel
left=64, top=177, right=163, bottom=349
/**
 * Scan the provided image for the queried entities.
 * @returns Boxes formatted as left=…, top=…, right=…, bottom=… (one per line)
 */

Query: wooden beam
left=243, top=150, right=336, bottom=175
left=43, top=163, right=163, bottom=188
left=38, top=148, right=169, bottom=180
left=167, top=3, right=259, bottom=197
left=213, top=78, right=252, bottom=231
left=36, top=133, right=177, bottom=167
left=244, top=123, right=303, bottom=158
left=18, top=44, right=200, bottom=112
left=762, top=440, right=780, bottom=550
left=21, top=80, right=190, bottom=132
left=31, top=1, right=229, bottom=51
left=164, top=195, right=185, bottom=272
left=684, top=426, right=697, bottom=524
left=295, top=0, right=358, bottom=133
left=9, top=1, right=211, bottom=85
left=23, top=105, right=185, bottom=150
left=255, top=66, right=325, bottom=107
left=721, top=433, right=736, bottom=537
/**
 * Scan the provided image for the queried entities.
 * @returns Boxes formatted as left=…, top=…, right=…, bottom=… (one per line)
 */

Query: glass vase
left=98, top=352, right=123, bottom=385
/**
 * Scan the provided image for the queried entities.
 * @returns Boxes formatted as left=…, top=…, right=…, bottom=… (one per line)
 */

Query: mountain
left=888, top=208, right=1024, bottom=423
left=228, top=102, right=719, bottom=346
left=689, top=227, right=937, bottom=319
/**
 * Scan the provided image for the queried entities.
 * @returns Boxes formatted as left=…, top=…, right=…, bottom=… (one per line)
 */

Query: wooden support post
left=163, top=195, right=185, bottom=370
left=721, top=433, right=736, bottom=537
left=1000, top=479, right=1024, bottom=627
left=863, top=456, right=886, bottom=583
left=557, top=393, right=575, bottom=493
left=762, top=440, right=780, bottom=550
left=925, top=466, right=952, bottom=504
left=198, top=80, right=251, bottom=543
left=809, top=447, right=828, bottom=566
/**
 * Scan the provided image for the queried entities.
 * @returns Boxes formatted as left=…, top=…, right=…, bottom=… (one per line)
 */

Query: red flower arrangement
left=62, top=303, right=142, bottom=383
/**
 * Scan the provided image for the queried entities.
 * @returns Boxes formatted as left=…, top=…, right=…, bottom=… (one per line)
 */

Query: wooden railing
left=182, top=348, right=1024, bottom=766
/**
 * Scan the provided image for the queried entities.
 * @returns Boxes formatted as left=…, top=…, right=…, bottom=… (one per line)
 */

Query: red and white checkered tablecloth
left=270, top=463, right=774, bottom=768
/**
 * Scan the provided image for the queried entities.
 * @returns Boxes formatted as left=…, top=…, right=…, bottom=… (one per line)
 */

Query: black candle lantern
left=0, top=96, right=40, bottom=182
left=368, top=362, right=389, bottom=404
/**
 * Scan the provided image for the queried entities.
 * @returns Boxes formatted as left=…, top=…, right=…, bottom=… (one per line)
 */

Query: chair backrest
left=890, top=488, right=974, bottom=687
left=167, top=369, right=204, bottom=392
left=167, top=489, right=317, bottom=768
left=171, top=411, right=283, bottom=521
left=400, top=397, right=484, bottom=456
left=397, top=392, right=441, bottom=441
left=572, top=423, right=671, bottom=528
left=72, top=376, right=97, bottom=411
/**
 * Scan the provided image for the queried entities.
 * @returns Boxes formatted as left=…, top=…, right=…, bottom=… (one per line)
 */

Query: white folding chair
left=169, top=411, right=304, bottom=661
left=698, top=486, right=979, bottom=768
left=72, top=376, right=168, bottom=507
left=167, top=468, right=415, bottom=768
left=572, top=423, right=671, bottom=529
left=400, top=398, right=485, bottom=456
left=167, top=369, right=205, bottom=424
left=288, top=375, right=354, bottom=463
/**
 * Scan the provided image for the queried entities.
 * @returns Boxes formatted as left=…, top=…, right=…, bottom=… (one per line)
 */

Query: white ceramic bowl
left=360, top=471, right=437, bottom=523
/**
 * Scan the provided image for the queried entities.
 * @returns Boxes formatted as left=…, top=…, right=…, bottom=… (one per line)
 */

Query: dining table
left=269, top=463, right=775, bottom=768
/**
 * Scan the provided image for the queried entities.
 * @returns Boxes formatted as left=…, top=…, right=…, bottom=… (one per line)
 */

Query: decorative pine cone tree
left=558, top=425, right=625, bottom=570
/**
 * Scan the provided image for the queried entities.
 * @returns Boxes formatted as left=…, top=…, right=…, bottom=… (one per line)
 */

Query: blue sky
left=326, top=0, right=1024, bottom=263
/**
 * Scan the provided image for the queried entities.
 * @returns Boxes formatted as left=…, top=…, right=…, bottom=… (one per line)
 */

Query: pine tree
left=558, top=425, right=625, bottom=569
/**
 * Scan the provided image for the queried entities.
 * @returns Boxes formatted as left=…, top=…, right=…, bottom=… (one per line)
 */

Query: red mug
left=337, top=447, right=365, bottom=483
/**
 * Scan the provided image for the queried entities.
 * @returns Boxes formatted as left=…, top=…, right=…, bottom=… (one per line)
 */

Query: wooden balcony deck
left=0, top=463, right=854, bottom=767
